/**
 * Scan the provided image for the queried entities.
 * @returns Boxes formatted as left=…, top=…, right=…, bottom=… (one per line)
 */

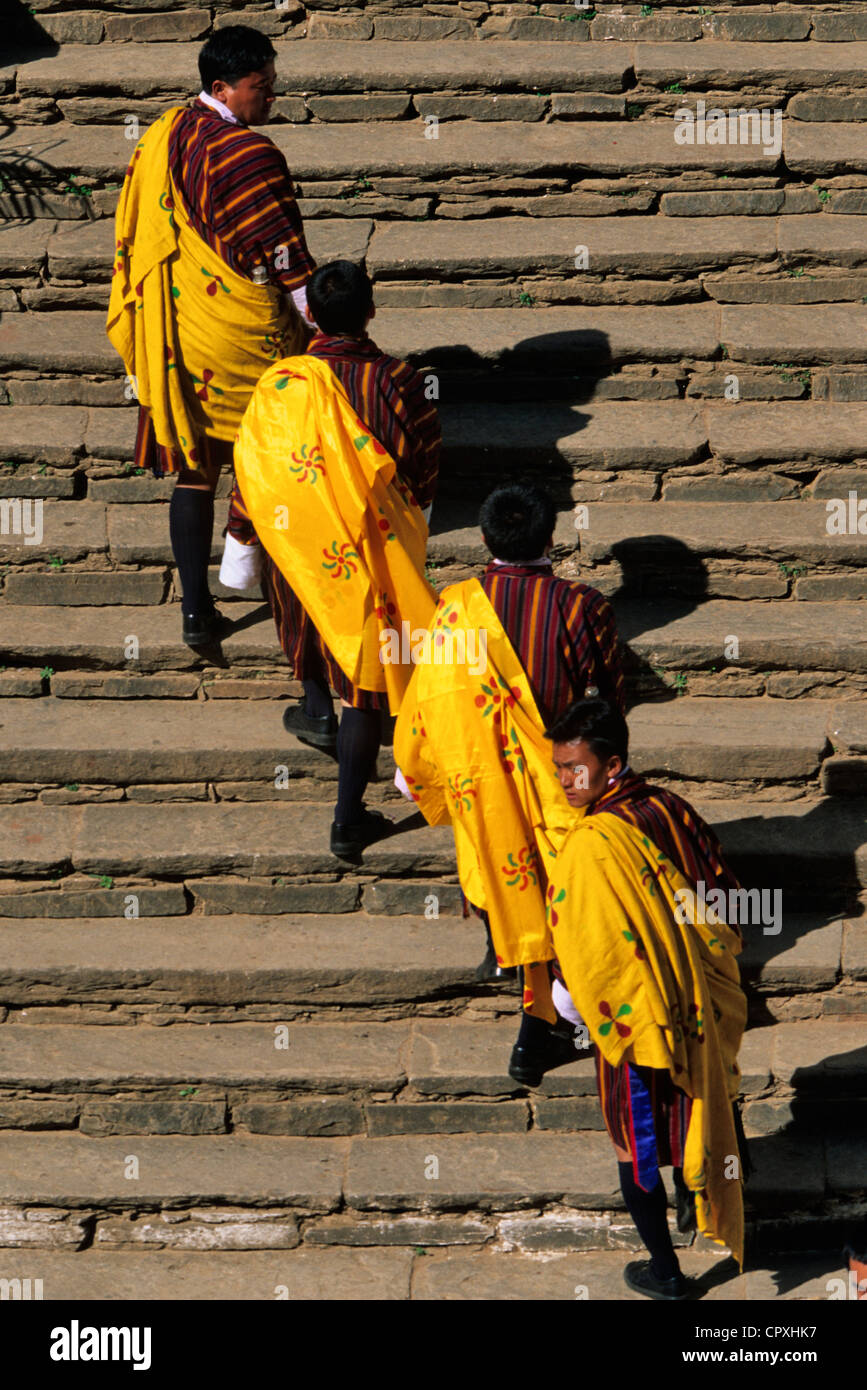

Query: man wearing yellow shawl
left=394, top=485, right=625, bottom=1086
left=106, top=27, right=314, bottom=647
left=227, top=262, right=440, bottom=860
left=545, top=697, right=749, bottom=1298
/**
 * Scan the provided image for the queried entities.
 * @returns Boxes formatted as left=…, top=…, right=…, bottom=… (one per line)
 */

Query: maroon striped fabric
left=590, top=769, right=742, bottom=911
left=480, top=561, right=626, bottom=727
left=227, top=331, right=442, bottom=708
left=169, top=99, right=314, bottom=292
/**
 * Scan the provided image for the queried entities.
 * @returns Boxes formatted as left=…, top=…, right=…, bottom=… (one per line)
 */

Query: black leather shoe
left=475, top=942, right=519, bottom=984
left=283, top=702, right=338, bottom=752
left=508, top=1024, right=583, bottom=1088
left=330, top=807, right=390, bottom=860
left=182, top=608, right=226, bottom=648
left=623, top=1260, right=689, bottom=1301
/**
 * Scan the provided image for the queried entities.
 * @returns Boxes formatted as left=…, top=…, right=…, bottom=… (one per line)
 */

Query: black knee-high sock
left=170, top=487, right=214, bottom=616
left=335, top=707, right=381, bottom=825
left=618, top=1161, right=681, bottom=1280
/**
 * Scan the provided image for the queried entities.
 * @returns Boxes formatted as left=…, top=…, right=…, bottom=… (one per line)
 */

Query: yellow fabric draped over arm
left=106, top=107, right=305, bottom=469
left=233, top=354, right=436, bottom=710
left=394, top=578, right=574, bottom=974
left=548, top=811, right=748, bottom=1266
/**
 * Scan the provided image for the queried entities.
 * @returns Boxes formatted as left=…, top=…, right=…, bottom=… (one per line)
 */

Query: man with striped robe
left=394, top=484, right=625, bottom=1086
left=547, top=697, right=748, bottom=1298
left=109, top=26, right=314, bottom=647
left=225, top=260, right=441, bottom=858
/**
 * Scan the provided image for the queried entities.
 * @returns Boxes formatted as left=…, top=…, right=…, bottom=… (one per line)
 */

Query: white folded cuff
left=219, top=531, right=263, bottom=591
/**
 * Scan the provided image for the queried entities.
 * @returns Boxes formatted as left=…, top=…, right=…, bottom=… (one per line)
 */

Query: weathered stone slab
left=344, top=1132, right=618, bottom=1211
left=721, top=305, right=867, bottom=365
left=439, top=402, right=701, bottom=482
left=4, top=571, right=165, bottom=606
left=4, top=118, right=778, bottom=183
left=0, top=1208, right=88, bottom=1249
left=0, top=1247, right=413, bottom=1299
left=661, top=190, right=783, bottom=217
left=770, top=1021, right=867, bottom=1089
left=368, top=217, right=776, bottom=278
left=0, top=1132, right=344, bottom=1210
left=236, top=1102, right=363, bottom=1137
left=0, top=885, right=186, bottom=919
left=51, top=673, right=198, bottom=699
left=304, top=1215, right=490, bottom=1246
left=0, top=697, right=332, bottom=783
left=842, top=920, right=867, bottom=980
left=103, top=10, right=210, bottom=42
left=738, top=918, right=844, bottom=990
left=0, top=501, right=106, bottom=564
left=778, top=215, right=867, bottom=268
left=636, top=42, right=867, bottom=92
left=0, top=312, right=116, bottom=373
left=705, top=14, right=811, bottom=43
left=192, top=879, right=361, bottom=916
left=789, top=93, right=867, bottom=123
left=0, top=407, right=87, bottom=465
left=0, top=805, right=76, bottom=874
left=414, top=95, right=546, bottom=122
left=366, top=1102, right=529, bottom=1136
left=785, top=124, right=867, bottom=176
left=707, top=402, right=867, bottom=464
left=0, top=220, right=55, bottom=276
left=408, top=1019, right=596, bottom=1098
left=0, top=1101, right=78, bottom=1130
left=593, top=15, right=700, bottom=42
left=16, top=41, right=630, bottom=99
left=95, top=1210, right=300, bottom=1251
left=79, top=1102, right=227, bottom=1137
left=0, top=913, right=479, bottom=1006
left=0, top=1022, right=411, bottom=1092
left=580, top=501, right=866, bottom=570
left=47, top=214, right=372, bottom=279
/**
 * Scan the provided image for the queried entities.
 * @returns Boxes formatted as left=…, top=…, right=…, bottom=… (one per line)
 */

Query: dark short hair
left=545, top=698, right=629, bottom=765
left=479, top=484, right=557, bottom=563
left=307, top=260, right=373, bottom=336
left=198, top=26, right=277, bottom=93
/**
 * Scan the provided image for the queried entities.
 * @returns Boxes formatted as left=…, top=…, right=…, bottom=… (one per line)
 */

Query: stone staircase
left=0, top=3, right=865, bottom=1299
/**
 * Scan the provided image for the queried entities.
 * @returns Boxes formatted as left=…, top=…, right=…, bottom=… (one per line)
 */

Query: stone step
left=6, top=119, right=856, bottom=196
left=0, top=1247, right=850, bottom=1302
left=4, top=310, right=867, bottom=408
left=0, top=914, right=859, bottom=1012
left=7, top=42, right=867, bottom=110
left=3, top=211, right=861, bottom=309
left=0, top=696, right=841, bottom=790
left=1, top=598, right=865, bottom=695
left=0, top=1019, right=863, bottom=1132
left=5, top=495, right=864, bottom=588
left=0, top=1119, right=861, bottom=1222
left=1, top=797, right=865, bottom=905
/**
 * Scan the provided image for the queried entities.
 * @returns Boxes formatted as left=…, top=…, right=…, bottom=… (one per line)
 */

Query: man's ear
left=304, top=302, right=316, bottom=323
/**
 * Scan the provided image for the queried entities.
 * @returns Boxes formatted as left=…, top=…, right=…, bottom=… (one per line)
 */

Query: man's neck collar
left=490, top=556, right=552, bottom=569
left=198, top=90, right=242, bottom=126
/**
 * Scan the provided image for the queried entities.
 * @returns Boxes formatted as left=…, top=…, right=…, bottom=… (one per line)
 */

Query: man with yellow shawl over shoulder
left=546, top=697, right=749, bottom=1299
left=393, top=485, right=625, bottom=1091
left=107, top=26, right=314, bottom=648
